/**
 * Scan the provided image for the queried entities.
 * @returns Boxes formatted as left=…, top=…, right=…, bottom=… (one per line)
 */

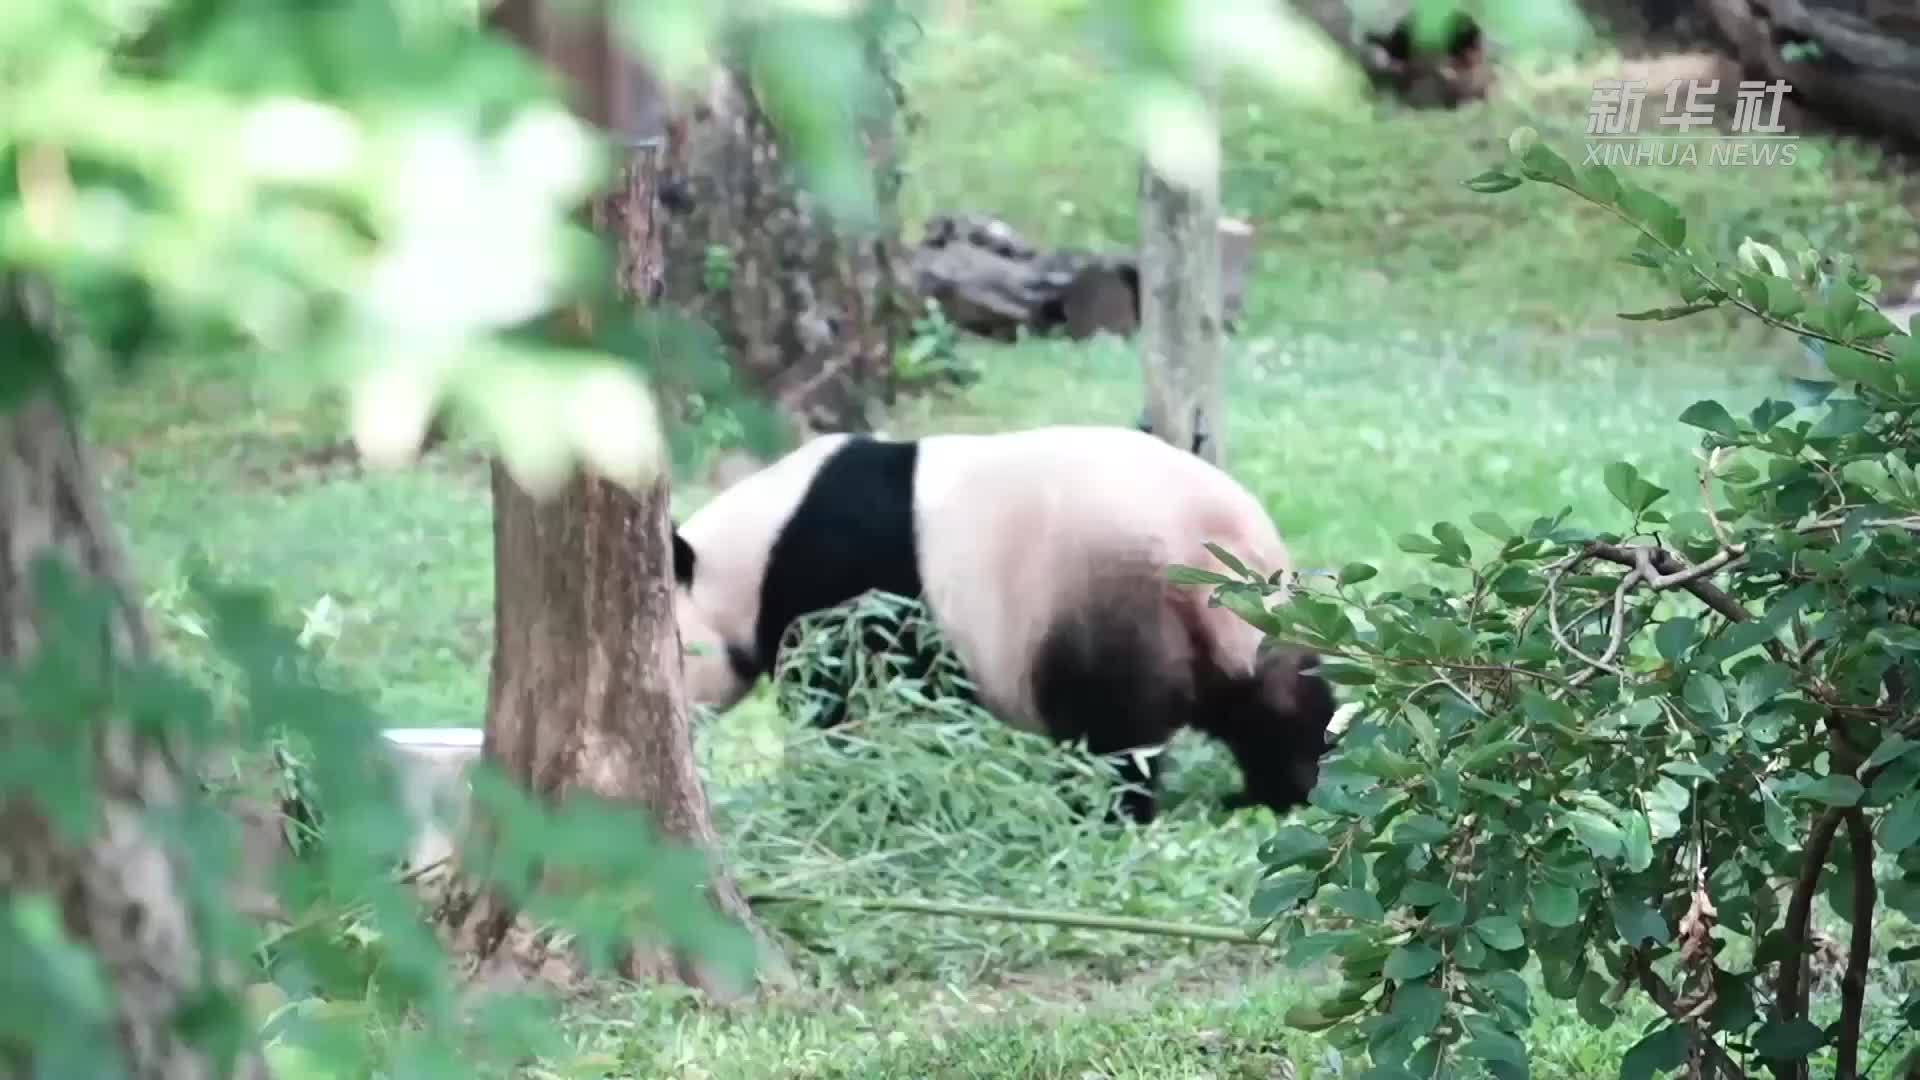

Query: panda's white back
left=912, top=425, right=1292, bottom=730
left=676, top=432, right=853, bottom=662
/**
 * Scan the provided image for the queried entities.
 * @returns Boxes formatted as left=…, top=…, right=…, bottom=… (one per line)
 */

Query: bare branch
left=1777, top=807, right=1845, bottom=1026
left=1547, top=555, right=1625, bottom=677
left=1582, top=542, right=1751, bottom=625
left=1837, top=809, right=1876, bottom=1080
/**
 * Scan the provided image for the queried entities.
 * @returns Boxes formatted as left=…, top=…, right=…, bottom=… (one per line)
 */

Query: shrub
left=1231, top=136, right=1920, bottom=1078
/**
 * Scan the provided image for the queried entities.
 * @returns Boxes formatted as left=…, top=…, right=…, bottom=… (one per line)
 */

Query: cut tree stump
left=908, top=213, right=1255, bottom=344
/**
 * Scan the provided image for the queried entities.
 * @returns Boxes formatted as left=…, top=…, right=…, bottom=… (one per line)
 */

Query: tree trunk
left=1137, top=119, right=1225, bottom=467
left=658, top=52, right=908, bottom=436
left=0, top=382, right=260, bottom=1078
left=440, top=1, right=776, bottom=997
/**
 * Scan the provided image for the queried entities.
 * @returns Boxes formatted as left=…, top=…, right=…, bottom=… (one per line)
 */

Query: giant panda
left=669, top=424, right=1337, bottom=823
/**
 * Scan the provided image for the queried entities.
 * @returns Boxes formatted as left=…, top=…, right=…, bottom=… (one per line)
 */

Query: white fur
left=672, top=425, right=1294, bottom=731
left=675, top=432, right=852, bottom=710
left=912, top=426, right=1292, bottom=731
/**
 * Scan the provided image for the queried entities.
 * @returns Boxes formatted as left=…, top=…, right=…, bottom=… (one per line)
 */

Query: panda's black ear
left=672, top=530, right=696, bottom=586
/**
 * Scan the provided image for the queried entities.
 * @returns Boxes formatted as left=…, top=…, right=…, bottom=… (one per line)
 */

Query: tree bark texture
left=438, top=106, right=768, bottom=993
left=658, top=58, right=908, bottom=436
left=0, top=388, right=260, bottom=1079
left=1703, top=0, right=1920, bottom=149
left=1137, top=148, right=1225, bottom=468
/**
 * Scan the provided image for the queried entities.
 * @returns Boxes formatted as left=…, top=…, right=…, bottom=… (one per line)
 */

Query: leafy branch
left=1234, top=138, right=1920, bottom=1079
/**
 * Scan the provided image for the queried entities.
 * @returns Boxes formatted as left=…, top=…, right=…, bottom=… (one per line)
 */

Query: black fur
left=1195, top=645, right=1337, bottom=819
left=680, top=431, right=1338, bottom=822
left=1031, top=588, right=1336, bottom=824
left=1031, top=592, right=1194, bottom=824
left=752, top=437, right=926, bottom=704
left=673, top=531, right=696, bottom=585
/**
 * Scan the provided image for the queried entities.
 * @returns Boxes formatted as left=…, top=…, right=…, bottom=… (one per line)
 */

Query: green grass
left=82, top=2, right=1920, bottom=1075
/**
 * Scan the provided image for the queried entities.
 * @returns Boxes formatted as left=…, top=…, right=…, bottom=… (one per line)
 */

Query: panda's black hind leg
left=1031, top=605, right=1183, bottom=826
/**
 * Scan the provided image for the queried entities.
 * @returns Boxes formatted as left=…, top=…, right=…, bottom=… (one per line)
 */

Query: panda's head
left=1216, top=644, right=1339, bottom=814
left=671, top=530, right=755, bottom=713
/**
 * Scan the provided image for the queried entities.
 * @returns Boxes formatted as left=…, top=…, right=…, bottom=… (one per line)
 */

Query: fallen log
left=1702, top=0, right=1920, bottom=149
left=908, top=213, right=1254, bottom=343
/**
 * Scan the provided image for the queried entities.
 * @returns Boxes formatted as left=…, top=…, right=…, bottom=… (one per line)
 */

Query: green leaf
left=1810, top=397, right=1872, bottom=439
left=1751, top=1017, right=1825, bottom=1060
left=1821, top=286, right=1863, bottom=339
left=1798, top=775, right=1864, bottom=807
left=1519, top=143, right=1576, bottom=187
left=1458, top=1026, right=1529, bottom=1069
left=1396, top=533, right=1445, bottom=556
left=1259, top=826, right=1332, bottom=871
left=1324, top=887, right=1387, bottom=923
left=1393, top=813, right=1450, bottom=846
left=1763, top=792, right=1797, bottom=849
left=1734, top=663, right=1794, bottom=718
left=1654, top=617, right=1696, bottom=663
left=1677, top=400, right=1739, bottom=437
left=1202, top=542, right=1255, bottom=580
left=1825, top=345, right=1899, bottom=394
left=1251, top=871, right=1319, bottom=919
left=1850, top=305, right=1901, bottom=340
left=1621, top=810, right=1654, bottom=873
left=1338, top=562, right=1378, bottom=586
left=1868, top=734, right=1920, bottom=771
left=1532, top=883, right=1579, bottom=928
left=1282, top=1002, right=1342, bottom=1032
left=1473, top=915, right=1525, bottom=951
left=1383, top=944, right=1442, bottom=981
left=1619, top=188, right=1686, bottom=249
left=1645, top=778, right=1690, bottom=841
left=1882, top=792, right=1920, bottom=853
left=1564, top=810, right=1624, bottom=860
left=1579, top=163, right=1622, bottom=204
left=1603, top=461, right=1668, bottom=513
left=1617, top=303, right=1715, bottom=322
left=1755, top=274, right=1807, bottom=318
left=1471, top=511, right=1516, bottom=541
left=1165, top=566, right=1236, bottom=586
left=1431, top=521, right=1472, bottom=562
left=1682, top=674, right=1729, bottom=723
left=1894, top=332, right=1920, bottom=389
left=1465, top=170, right=1524, bottom=193
left=1611, top=896, right=1670, bottom=947
left=1387, top=982, right=1446, bottom=1042
left=1619, top=1023, right=1688, bottom=1080
left=1577, top=969, right=1616, bottom=1028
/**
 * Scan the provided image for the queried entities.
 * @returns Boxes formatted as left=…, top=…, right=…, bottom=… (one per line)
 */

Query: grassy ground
left=85, top=3, right=1920, bottom=1077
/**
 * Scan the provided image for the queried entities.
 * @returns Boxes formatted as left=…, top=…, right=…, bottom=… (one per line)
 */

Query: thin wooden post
left=1136, top=85, right=1225, bottom=467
